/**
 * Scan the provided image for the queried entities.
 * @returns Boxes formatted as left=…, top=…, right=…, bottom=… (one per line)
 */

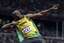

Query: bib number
left=22, top=26, right=32, bottom=34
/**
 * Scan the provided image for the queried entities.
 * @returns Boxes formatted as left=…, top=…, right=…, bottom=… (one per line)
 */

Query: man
left=2, top=4, right=59, bottom=43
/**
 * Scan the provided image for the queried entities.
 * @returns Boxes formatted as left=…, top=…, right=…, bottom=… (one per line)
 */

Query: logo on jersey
left=19, top=21, right=27, bottom=26
left=22, top=26, right=32, bottom=34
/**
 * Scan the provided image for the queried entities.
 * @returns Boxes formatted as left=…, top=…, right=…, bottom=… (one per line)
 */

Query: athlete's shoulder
left=21, top=15, right=32, bottom=20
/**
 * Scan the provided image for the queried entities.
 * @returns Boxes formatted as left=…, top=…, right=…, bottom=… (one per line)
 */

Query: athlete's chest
left=16, top=18, right=33, bottom=34
left=16, top=17, right=31, bottom=28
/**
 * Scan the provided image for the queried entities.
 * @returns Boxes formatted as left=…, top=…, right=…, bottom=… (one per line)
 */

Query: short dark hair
left=12, top=10, right=21, bottom=16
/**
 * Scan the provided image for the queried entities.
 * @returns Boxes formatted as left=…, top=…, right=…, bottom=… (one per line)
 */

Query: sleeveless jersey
left=16, top=16, right=40, bottom=38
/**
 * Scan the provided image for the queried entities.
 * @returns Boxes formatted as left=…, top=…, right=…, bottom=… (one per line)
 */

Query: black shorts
left=21, top=36, right=46, bottom=43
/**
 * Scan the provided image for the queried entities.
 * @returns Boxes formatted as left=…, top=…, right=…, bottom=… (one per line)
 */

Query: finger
left=56, top=4, right=59, bottom=7
left=54, top=4, right=59, bottom=6
left=56, top=4, right=59, bottom=5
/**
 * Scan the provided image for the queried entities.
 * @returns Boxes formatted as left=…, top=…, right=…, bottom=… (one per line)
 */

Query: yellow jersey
left=16, top=16, right=39, bottom=38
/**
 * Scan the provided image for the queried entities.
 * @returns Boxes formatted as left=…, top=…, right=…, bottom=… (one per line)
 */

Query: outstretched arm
left=2, top=21, right=18, bottom=30
left=2, top=23, right=14, bottom=30
left=26, top=4, right=59, bottom=19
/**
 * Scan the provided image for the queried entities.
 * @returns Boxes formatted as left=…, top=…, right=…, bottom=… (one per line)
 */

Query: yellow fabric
left=16, top=16, right=39, bottom=38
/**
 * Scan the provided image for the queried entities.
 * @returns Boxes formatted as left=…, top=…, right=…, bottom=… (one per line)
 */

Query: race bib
left=22, top=26, right=32, bottom=34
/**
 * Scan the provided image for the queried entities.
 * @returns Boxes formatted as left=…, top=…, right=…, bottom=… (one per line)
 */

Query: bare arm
left=26, top=4, right=59, bottom=19
left=2, top=21, right=18, bottom=30
left=2, top=23, right=14, bottom=30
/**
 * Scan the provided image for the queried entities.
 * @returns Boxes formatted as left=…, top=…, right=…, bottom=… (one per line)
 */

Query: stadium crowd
left=0, top=19, right=63, bottom=43
left=0, top=0, right=64, bottom=15
left=0, top=0, right=64, bottom=43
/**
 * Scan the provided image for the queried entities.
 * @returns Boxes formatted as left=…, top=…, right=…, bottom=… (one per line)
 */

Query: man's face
left=13, top=13, right=21, bottom=19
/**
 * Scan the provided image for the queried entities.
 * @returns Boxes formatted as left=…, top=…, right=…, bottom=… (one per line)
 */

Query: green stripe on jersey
left=16, top=28, right=24, bottom=42
left=31, top=20, right=41, bottom=36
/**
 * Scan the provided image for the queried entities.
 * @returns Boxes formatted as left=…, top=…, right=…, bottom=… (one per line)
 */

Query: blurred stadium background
left=0, top=0, right=64, bottom=43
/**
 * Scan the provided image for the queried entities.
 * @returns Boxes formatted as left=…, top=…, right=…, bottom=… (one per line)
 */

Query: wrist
left=50, top=8, right=53, bottom=10
left=50, top=8, right=55, bottom=11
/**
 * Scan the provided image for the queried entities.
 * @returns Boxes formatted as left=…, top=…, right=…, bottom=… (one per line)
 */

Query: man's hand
left=51, top=4, right=59, bottom=10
